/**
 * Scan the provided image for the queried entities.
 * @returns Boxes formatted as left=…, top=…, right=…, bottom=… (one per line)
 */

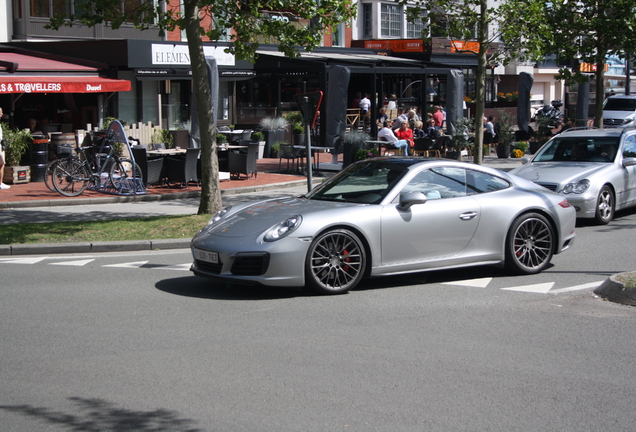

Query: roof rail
left=559, top=126, right=600, bottom=134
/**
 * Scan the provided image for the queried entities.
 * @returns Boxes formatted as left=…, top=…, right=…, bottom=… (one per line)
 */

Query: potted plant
left=151, top=129, right=175, bottom=149
left=292, top=123, right=305, bottom=146
left=250, top=131, right=266, bottom=159
left=216, top=133, right=228, bottom=146
left=447, top=116, right=474, bottom=161
left=355, top=148, right=380, bottom=161
left=342, top=130, right=371, bottom=168
left=270, top=142, right=282, bottom=159
left=1, top=124, right=32, bottom=184
left=259, top=117, right=289, bottom=157
left=495, top=110, right=516, bottom=159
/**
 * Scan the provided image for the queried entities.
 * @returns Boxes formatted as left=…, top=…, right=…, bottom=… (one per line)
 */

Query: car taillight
left=558, top=199, right=571, bottom=208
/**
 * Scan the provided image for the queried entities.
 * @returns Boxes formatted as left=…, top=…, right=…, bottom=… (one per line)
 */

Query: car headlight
left=263, top=215, right=302, bottom=242
left=207, top=206, right=232, bottom=226
left=562, top=179, right=590, bottom=194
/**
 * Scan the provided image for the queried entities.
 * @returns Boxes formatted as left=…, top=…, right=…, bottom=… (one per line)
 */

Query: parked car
left=602, top=95, right=636, bottom=128
left=510, top=127, right=636, bottom=224
left=191, top=158, right=576, bottom=294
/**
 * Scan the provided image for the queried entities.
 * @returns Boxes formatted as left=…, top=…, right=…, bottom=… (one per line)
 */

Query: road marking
left=152, top=263, right=191, bottom=271
left=49, top=259, right=95, bottom=266
left=501, top=282, right=555, bottom=293
left=442, top=277, right=492, bottom=288
left=0, top=257, right=48, bottom=264
left=102, top=261, right=149, bottom=269
left=549, top=281, right=603, bottom=294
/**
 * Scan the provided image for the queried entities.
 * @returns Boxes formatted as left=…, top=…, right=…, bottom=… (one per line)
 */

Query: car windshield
left=533, top=136, right=619, bottom=163
left=306, top=159, right=411, bottom=204
left=604, top=98, right=636, bottom=111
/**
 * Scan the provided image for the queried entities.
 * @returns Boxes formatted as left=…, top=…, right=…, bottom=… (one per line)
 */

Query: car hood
left=201, top=196, right=358, bottom=238
left=603, top=109, right=635, bottom=119
left=510, top=162, right=611, bottom=185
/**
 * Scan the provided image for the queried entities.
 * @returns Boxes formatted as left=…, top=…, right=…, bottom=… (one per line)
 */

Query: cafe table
left=147, top=148, right=187, bottom=157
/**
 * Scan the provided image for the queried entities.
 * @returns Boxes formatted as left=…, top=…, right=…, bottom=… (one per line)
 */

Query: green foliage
left=1, top=124, right=32, bottom=166
left=355, top=148, right=380, bottom=160
left=151, top=129, right=174, bottom=148
left=271, top=142, right=284, bottom=153
left=344, top=130, right=370, bottom=146
left=513, top=141, right=529, bottom=152
left=293, top=123, right=305, bottom=135
left=496, top=110, right=516, bottom=146
left=251, top=131, right=264, bottom=142
left=449, top=116, right=474, bottom=150
left=216, top=133, right=227, bottom=144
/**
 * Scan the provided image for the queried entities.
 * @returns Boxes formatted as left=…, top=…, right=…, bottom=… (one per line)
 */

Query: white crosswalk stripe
left=49, top=259, right=95, bottom=266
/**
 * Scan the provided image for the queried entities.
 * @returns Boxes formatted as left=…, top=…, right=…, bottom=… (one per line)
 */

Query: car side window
left=399, top=167, right=466, bottom=200
left=466, top=170, right=510, bottom=195
left=623, top=135, right=636, bottom=158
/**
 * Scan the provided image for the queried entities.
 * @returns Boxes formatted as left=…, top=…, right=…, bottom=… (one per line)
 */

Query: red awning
left=0, top=76, right=132, bottom=94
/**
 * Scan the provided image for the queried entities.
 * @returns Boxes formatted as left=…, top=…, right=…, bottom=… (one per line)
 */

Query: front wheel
left=505, top=213, right=554, bottom=274
left=595, top=185, right=614, bottom=225
left=109, top=158, right=143, bottom=191
left=305, top=229, right=366, bottom=294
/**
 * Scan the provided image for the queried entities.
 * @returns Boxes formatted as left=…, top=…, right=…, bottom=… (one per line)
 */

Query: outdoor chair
left=412, top=138, right=434, bottom=156
left=131, top=146, right=165, bottom=187
left=279, top=144, right=303, bottom=173
left=165, top=148, right=200, bottom=188
left=228, top=141, right=258, bottom=179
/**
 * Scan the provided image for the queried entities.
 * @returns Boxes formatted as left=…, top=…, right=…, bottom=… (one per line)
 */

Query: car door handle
left=459, top=211, right=478, bottom=220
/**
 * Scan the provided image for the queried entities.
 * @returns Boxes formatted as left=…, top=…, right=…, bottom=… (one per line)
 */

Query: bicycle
left=51, top=128, right=143, bottom=197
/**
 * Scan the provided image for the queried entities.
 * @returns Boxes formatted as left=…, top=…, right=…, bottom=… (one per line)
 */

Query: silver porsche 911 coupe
left=191, top=158, right=576, bottom=294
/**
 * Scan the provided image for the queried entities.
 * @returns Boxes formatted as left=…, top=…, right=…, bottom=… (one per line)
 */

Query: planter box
left=3, top=166, right=30, bottom=184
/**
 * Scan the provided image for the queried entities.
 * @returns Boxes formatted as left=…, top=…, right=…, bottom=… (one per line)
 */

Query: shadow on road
left=0, top=397, right=202, bottom=431
left=155, top=276, right=302, bottom=300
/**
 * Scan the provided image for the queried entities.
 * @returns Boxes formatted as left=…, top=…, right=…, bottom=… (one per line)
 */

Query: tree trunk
left=183, top=0, right=222, bottom=214
left=594, top=50, right=606, bottom=129
left=472, top=0, right=488, bottom=165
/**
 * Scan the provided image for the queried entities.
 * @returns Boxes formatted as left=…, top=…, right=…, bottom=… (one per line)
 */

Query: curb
left=594, top=272, right=636, bottom=306
left=0, top=239, right=192, bottom=256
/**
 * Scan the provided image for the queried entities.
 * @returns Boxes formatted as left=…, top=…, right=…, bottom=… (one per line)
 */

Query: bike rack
left=87, top=120, right=147, bottom=196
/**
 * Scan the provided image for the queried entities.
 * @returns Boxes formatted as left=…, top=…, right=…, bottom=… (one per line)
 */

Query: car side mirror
left=398, top=191, right=427, bottom=210
left=622, top=157, right=636, bottom=168
left=520, top=157, right=530, bottom=165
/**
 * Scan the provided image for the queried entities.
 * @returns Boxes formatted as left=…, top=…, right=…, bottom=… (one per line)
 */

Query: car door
left=620, top=134, right=636, bottom=205
left=380, top=166, right=480, bottom=267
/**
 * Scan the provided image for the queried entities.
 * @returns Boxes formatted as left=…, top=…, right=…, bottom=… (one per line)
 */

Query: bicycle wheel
left=52, top=158, right=90, bottom=197
left=43, top=160, right=59, bottom=192
left=109, top=158, right=143, bottom=191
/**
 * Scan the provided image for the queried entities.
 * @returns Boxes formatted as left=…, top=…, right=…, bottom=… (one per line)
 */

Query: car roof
left=607, top=95, right=636, bottom=99
left=557, top=127, right=626, bottom=138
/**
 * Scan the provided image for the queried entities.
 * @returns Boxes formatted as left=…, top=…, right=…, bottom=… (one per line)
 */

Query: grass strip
left=0, top=214, right=211, bottom=245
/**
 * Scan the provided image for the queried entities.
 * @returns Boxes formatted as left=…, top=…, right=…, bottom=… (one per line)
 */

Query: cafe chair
left=131, top=146, right=165, bottom=187
left=152, top=143, right=166, bottom=150
left=412, top=138, right=434, bottom=156
left=279, top=144, right=302, bottom=173
left=166, top=148, right=200, bottom=188
left=240, top=129, right=253, bottom=141
left=229, top=142, right=258, bottom=179
left=378, top=137, right=401, bottom=156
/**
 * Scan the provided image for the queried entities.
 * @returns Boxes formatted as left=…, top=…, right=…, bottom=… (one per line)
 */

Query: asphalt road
left=1, top=208, right=636, bottom=431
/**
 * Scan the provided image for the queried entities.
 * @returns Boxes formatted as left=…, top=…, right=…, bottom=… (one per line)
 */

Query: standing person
left=351, top=92, right=361, bottom=108
left=432, top=106, right=444, bottom=129
left=359, top=93, right=371, bottom=114
left=484, top=115, right=496, bottom=152
left=378, top=121, right=409, bottom=156
left=0, top=107, right=9, bottom=189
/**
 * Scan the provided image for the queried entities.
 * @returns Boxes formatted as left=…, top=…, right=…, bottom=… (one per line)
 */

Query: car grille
left=231, top=253, right=270, bottom=276
left=535, top=182, right=558, bottom=191
left=603, top=118, right=622, bottom=127
left=195, top=259, right=223, bottom=274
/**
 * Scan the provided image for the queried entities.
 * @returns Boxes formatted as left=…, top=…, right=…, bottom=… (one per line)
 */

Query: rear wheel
left=44, top=160, right=59, bottom=192
left=52, top=159, right=89, bottom=197
left=505, top=213, right=554, bottom=274
left=305, top=229, right=366, bottom=294
left=594, top=185, right=614, bottom=225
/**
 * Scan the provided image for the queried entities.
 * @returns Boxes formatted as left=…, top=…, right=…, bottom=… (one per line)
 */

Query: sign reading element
left=151, top=44, right=235, bottom=67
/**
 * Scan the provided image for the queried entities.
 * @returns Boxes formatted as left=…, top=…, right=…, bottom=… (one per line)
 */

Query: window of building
left=406, top=7, right=425, bottom=38
left=362, top=3, right=373, bottom=38
left=332, top=23, right=345, bottom=47
left=380, top=3, right=402, bottom=38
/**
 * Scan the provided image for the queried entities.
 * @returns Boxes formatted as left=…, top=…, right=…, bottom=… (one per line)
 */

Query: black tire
left=52, top=159, right=89, bottom=197
left=505, top=213, right=554, bottom=274
left=594, top=185, right=614, bottom=225
left=109, top=158, right=143, bottom=190
left=44, top=160, right=59, bottom=192
left=305, top=229, right=366, bottom=294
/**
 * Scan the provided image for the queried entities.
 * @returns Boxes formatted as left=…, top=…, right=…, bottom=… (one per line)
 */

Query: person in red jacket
left=395, top=121, right=414, bottom=149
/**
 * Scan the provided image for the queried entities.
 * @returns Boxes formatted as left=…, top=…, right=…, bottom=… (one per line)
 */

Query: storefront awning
left=0, top=76, right=132, bottom=94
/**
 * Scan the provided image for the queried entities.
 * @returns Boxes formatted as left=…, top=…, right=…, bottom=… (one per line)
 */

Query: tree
left=540, top=0, right=636, bottom=128
left=48, top=0, right=355, bottom=213
left=400, top=0, right=546, bottom=164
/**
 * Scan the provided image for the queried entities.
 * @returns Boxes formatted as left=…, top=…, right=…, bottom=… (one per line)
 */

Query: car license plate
left=194, top=249, right=219, bottom=264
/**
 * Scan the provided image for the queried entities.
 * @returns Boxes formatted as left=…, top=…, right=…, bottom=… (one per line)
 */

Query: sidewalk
left=0, top=154, right=522, bottom=256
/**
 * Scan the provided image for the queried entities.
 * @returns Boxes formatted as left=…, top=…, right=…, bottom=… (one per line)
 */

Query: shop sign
left=450, top=40, right=480, bottom=54
left=364, top=39, right=425, bottom=53
left=151, top=44, right=235, bottom=67
left=579, top=63, right=608, bottom=72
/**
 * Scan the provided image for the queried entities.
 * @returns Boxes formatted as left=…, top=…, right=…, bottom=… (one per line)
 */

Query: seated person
left=424, top=119, right=441, bottom=139
left=378, top=121, right=409, bottom=155
left=395, top=121, right=414, bottom=142
left=571, top=143, right=588, bottom=161
left=412, top=121, right=426, bottom=138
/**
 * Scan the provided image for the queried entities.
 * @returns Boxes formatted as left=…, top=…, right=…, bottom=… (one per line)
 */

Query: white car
left=511, top=127, right=636, bottom=224
left=602, top=95, right=636, bottom=128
